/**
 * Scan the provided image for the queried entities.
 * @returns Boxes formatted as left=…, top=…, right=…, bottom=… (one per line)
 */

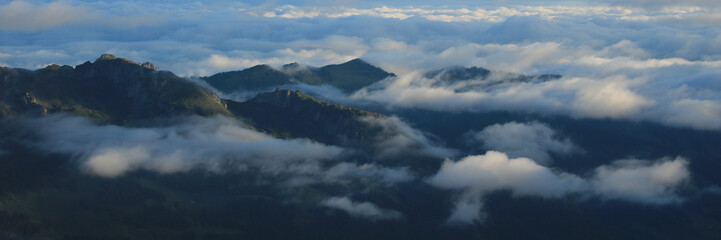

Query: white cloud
left=428, top=151, right=693, bottom=224
left=0, top=1, right=89, bottom=31
left=572, top=79, right=654, bottom=119
left=590, top=157, right=690, bottom=204
left=0, top=0, right=163, bottom=31
left=428, top=151, right=587, bottom=224
left=321, top=197, right=404, bottom=220
left=662, top=99, right=721, bottom=130
left=470, top=122, right=577, bottom=165
left=29, top=115, right=343, bottom=178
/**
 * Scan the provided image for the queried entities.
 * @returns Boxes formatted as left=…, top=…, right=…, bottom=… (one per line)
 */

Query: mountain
left=0, top=54, right=231, bottom=123
left=0, top=54, right=397, bottom=146
left=314, top=58, right=395, bottom=92
left=201, top=64, right=291, bottom=93
left=226, top=88, right=385, bottom=145
left=424, top=66, right=562, bottom=91
left=203, top=58, right=395, bottom=94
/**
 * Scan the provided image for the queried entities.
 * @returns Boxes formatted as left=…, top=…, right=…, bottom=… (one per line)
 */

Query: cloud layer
left=2, top=1, right=720, bottom=130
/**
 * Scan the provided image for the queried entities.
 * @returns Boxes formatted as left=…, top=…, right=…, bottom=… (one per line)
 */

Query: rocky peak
left=141, top=62, right=158, bottom=70
left=97, top=54, right=118, bottom=61
left=94, top=54, right=142, bottom=66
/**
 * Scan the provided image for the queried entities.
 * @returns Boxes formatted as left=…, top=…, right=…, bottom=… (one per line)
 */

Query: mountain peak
left=97, top=54, right=117, bottom=61
left=94, top=54, right=142, bottom=66
left=344, top=58, right=367, bottom=65
left=141, top=62, right=158, bottom=70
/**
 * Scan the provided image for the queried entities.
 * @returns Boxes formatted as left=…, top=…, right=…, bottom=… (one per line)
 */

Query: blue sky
left=1, top=0, right=721, bottom=130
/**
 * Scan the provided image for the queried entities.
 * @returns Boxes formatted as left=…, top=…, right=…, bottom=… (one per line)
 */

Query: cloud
left=469, top=122, right=577, bottom=165
left=601, top=0, right=721, bottom=10
left=324, top=162, right=414, bottom=184
left=0, top=0, right=163, bottom=31
left=661, top=99, right=721, bottom=130
left=246, top=4, right=646, bottom=23
left=0, top=1, right=89, bottom=31
left=321, top=196, right=404, bottom=221
left=590, top=157, right=690, bottom=204
left=28, top=115, right=343, bottom=178
left=572, top=79, right=654, bottom=119
left=360, top=116, right=457, bottom=159
left=428, top=151, right=693, bottom=224
left=427, top=151, right=587, bottom=223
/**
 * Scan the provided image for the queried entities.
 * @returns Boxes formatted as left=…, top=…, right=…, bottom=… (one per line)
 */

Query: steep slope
left=0, top=54, right=231, bottom=123
left=226, top=88, right=385, bottom=145
left=203, top=59, right=395, bottom=94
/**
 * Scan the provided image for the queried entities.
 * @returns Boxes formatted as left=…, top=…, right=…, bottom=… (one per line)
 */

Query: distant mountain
left=424, top=66, right=562, bottom=92
left=226, top=88, right=385, bottom=146
left=203, top=58, right=395, bottom=94
left=0, top=54, right=231, bottom=123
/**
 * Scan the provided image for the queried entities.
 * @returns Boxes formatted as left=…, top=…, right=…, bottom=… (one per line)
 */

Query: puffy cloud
left=29, top=115, right=343, bottom=178
left=360, top=116, right=457, bottom=159
left=590, top=157, right=690, bottom=204
left=321, top=197, right=404, bottom=220
left=661, top=99, right=721, bottom=130
left=572, top=80, right=654, bottom=119
left=428, top=151, right=693, bottom=224
left=469, top=122, right=577, bottom=165
left=428, top=151, right=587, bottom=224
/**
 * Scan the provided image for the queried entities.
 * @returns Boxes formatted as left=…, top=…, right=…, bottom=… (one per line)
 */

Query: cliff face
left=0, top=54, right=231, bottom=123
left=226, top=89, right=386, bottom=145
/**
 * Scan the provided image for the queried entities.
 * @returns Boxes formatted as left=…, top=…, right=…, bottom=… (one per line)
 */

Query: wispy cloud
left=322, top=196, right=404, bottom=220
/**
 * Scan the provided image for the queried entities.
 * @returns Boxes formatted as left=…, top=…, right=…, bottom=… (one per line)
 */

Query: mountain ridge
left=203, top=58, right=395, bottom=94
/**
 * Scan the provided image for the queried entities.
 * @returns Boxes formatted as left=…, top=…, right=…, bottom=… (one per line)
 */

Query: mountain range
left=1, top=55, right=720, bottom=240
